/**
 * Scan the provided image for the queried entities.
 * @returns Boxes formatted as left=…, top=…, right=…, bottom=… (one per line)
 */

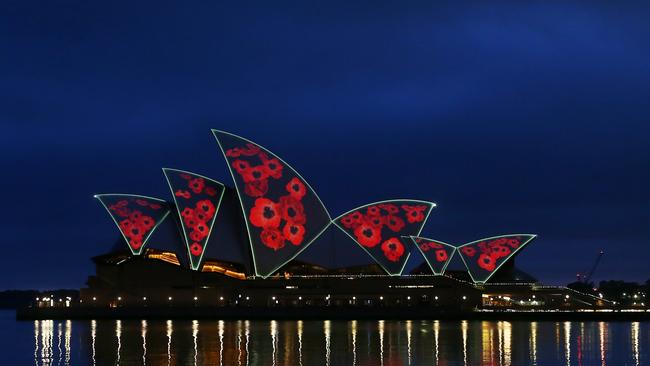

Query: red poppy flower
left=366, top=206, right=381, bottom=216
left=340, top=211, right=363, bottom=229
left=190, top=242, right=203, bottom=256
left=129, top=210, right=142, bottom=221
left=428, top=241, right=443, bottom=249
left=367, top=215, right=384, bottom=228
left=244, top=179, right=269, bottom=198
left=261, top=155, right=283, bottom=179
left=181, top=207, right=194, bottom=218
left=193, top=210, right=208, bottom=222
left=283, top=223, right=305, bottom=245
left=385, top=215, right=405, bottom=232
left=507, top=239, right=520, bottom=248
left=278, top=195, right=306, bottom=225
left=116, top=200, right=129, bottom=207
left=260, top=228, right=285, bottom=251
left=183, top=214, right=200, bottom=229
left=127, top=225, right=143, bottom=239
left=149, top=203, right=161, bottom=210
left=188, top=178, right=205, bottom=194
left=419, top=243, right=430, bottom=252
left=378, top=203, right=399, bottom=214
left=240, top=143, right=261, bottom=156
left=231, top=159, right=251, bottom=175
left=250, top=198, right=281, bottom=229
left=381, top=237, right=405, bottom=262
left=194, top=220, right=209, bottom=236
left=401, top=204, right=427, bottom=223
left=477, top=253, right=496, bottom=272
left=114, top=207, right=130, bottom=218
left=179, top=173, right=192, bottom=180
left=492, top=238, right=508, bottom=246
left=190, top=230, right=206, bottom=242
left=491, top=245, right=511, bottom=259
left=119, top=219, right=133, bottom=232
left=461, top=246, right=477, bottom=257
left=241, top=165, right=267, bottom=183
left=435, top=249, right=448, bottom=262
left=226, top=147, right=242, bottom=157
left=353, top=222, right=382, bottom=248
left=137, top=215, right=155, bottom=230
left=196, top=200, right=216, bottom=219
left=175, top=190, right=191, bottom=199
left=135, top=199, right=149, bottom=206
left=130, top=238, right=143, bottom=250
left=285, top=177, right=306, bottom=200
left=204, top=186, right=217, bottom=197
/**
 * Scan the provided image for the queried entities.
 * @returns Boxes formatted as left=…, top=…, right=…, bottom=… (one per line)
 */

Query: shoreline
left=15, top=306, right=650, bottom=321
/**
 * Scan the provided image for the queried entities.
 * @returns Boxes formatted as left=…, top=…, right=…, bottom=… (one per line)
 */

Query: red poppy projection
left=333, top=200, right=435, bottom=275
left=163, top=168, right=225, bottom=271
left=94, top=194, right=170, bottom=255
left=213, top=130, right=331, bottom=278
left=456, top=234, right=537, bottom=283
left=407, top=236, right=456, bottom=275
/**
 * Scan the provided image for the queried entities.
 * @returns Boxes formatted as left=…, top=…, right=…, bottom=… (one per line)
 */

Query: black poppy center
left=263, top=207, right=276, bottom=219
left=269, top=163, right=276, bottom=170
left=132, top=228, right=140, bottom=235
left=290, top=226, right=298, bottom=235
left=253, top=171, right=262, bottom=179
left=292, top=184, right=299, bottom=191
left=362, top=228, right=373, bottom=238
left=389, top=243, right=397, bottom=250
left=287, top=207, right=296, bottom=217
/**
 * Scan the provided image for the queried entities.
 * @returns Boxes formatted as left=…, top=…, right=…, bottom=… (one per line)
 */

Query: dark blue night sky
left=2, top=1, right=649, bottom=289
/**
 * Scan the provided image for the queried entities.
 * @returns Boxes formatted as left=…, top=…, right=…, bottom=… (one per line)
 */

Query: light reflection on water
left=22, top=318, right=650, bottom=365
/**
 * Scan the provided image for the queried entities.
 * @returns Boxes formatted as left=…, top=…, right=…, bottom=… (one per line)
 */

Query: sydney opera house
left=63, top=130, right=608, bottom=314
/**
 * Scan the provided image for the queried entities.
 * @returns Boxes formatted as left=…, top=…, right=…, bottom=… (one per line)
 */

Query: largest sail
left=212, top=130, right=331, bottom=278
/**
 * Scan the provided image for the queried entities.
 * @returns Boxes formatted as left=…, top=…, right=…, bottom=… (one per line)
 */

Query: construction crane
left=576, top=250, right=604, bottom=283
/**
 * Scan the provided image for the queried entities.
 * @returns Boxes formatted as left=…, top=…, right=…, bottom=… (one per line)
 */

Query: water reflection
left=90, top=320, right=96, bottom=365
left=461, top=320, right=468, bottom=366
left=378, top=320, right=385, bottom=366
left=26, top=319, right=650, bottom=365
left=141, top=320, right=147, bottom=365
left=115, top=320, right=121, bottom=364
left=166, top=319, right=172, bottom=366
left=324, top=320, right=331, bottom=366
left=631, top=322, right=640, bottom=366
left=599, top=321, right=608, bottom=366
left=433, top=320, right=439, bottom=366
left=530, top=321, right=537, bottom=366
left=32, top=320, right=72, bottom=366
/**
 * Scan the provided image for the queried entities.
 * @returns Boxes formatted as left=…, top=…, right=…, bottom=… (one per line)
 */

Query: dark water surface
left=2, top=311, right=648, bottom=365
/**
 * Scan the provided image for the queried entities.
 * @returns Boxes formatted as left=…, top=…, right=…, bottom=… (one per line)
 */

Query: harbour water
left=2, top=311, right=648, bottom=365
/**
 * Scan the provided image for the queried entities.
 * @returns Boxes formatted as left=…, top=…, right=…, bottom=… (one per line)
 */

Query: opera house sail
left=333, top=200, right=435, bottom=275
left=456, top=234, right=537, bottom=284
left=163, top=168, right=226, bottom=271
left=94, top=194, right=170, bottom=255
left=407, top=236, right=456, bottom=275
left=212, top=130, right=332, bottom=278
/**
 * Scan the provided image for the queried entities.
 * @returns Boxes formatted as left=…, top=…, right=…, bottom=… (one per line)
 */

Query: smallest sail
left=95, top=194, right=171, bottom=255
left=407, top=236, right=455, bottom=275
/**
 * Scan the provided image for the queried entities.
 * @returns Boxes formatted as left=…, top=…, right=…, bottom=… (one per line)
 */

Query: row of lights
left=85, top=294, right=463, bottom=303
